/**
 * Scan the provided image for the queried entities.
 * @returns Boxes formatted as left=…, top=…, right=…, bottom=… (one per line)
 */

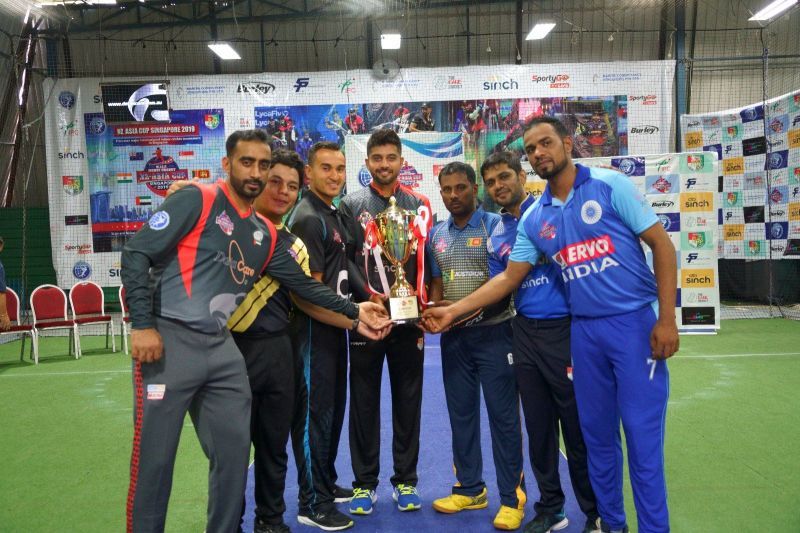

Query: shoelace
left=352, top=487, right=373, bottom=499
left=396, top=484, right=417, bottom=496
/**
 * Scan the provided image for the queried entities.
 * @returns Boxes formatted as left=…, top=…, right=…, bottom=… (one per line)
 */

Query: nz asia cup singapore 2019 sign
left=44, top=61, right=674, bottom=287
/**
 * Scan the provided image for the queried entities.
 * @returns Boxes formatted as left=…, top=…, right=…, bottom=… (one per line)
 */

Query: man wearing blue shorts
left=423, top=117, right=678, bottom=533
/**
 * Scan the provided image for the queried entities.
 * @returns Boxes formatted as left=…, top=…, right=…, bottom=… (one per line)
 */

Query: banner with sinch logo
left=522, top=152, right=721, bottom=332
left=680, top=88, right=800, bottom=260
left=43, top=61, right=674, bottom=288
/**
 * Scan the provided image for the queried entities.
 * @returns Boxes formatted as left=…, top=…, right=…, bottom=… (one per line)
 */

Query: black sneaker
left=297, top=507, right=354, bottom=531
left=523, top=509, right=569, bottom=533
left=599, top=519, right=629, bottom=533
left=333, top=484, right=354, bottom=503
left=254, top=518, right=291, bottom=533
left=582, top=516, right=601, bottom=533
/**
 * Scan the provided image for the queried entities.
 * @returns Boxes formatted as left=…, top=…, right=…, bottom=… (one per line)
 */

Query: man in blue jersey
left=425, top=162, right=526, bottom=531
left=481, top=151, right=599, bottom=533
left=423, top=117, right=678, bottom=533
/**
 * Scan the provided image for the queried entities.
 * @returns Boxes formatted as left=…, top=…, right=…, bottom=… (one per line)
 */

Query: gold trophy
left=374, top=196, right=420, bottom=323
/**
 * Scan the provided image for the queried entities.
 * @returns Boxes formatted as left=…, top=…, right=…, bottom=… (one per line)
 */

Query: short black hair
left=523, top=116, right=569, bottom=138
left=271, top=149, right=305, bottom=185
left=437, top=161, right=476, bottom=184
left=366, top=128, right=402, bottom=156
left=307, top=141, right=342, bottom=166
left=225, top=129, right=271, bottom=157
left=480, top=151, right=523, bottom=179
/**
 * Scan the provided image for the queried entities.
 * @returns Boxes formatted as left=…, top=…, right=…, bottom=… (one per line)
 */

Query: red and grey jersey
left=122, top=181, right=357, bottom=334
left=340, top=182, right=432, bottom=302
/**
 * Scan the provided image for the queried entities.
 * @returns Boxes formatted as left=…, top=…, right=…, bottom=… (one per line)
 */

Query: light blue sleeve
left=508, top=208, right=542, bottom=265
left=599, top=170, right=659, bottom=234
left=426, top=225, right=442, bottom=278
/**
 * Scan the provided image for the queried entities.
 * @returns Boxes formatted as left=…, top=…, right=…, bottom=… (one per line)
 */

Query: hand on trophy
left=358, top=301, right=393, bottom=330
left=421, top=303, right=457, bottom=334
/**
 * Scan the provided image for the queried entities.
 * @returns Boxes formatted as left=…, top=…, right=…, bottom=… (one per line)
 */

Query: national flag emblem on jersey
left=204, top=114, right=220, bottom=130
left=135, top=196, right=152, bottom=206
left=467, top=237, right=482, bottom=247
left=688, top=232, right=706, bottom=248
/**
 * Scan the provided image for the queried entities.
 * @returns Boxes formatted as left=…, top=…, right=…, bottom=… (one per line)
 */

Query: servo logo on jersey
left=553, top=235, right=620, bottom=283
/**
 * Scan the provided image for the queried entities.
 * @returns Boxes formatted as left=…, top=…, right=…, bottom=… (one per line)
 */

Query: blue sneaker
left=349, top=487, right=377, bottom=515
left=393, top=484, right=421, bottom=511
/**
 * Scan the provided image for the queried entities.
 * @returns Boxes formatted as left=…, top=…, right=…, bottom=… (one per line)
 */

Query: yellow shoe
left=493, top=505, right=524, bottom=530
left=432, top=487, right=489, bottom=514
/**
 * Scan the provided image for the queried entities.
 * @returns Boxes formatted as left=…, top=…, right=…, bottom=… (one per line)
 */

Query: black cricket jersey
left=122, top=181, right=357, bottom=334
left=227, top=224, right=309, bottom=336
left=340, top=182, right=432, bottom=302
left=288, top=190, right=350, bottom=297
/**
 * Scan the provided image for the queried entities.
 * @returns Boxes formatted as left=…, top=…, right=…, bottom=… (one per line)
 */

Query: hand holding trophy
left=363, top=196, right=429, bottom=324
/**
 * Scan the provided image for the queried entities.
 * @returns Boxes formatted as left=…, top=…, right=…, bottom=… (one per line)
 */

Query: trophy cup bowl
left=374, top=196, right=420, bottom=323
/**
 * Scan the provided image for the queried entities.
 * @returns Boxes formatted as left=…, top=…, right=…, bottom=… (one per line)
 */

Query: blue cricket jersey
left=487, top=194, right=568, bottom=319
left=509, top=164, right=659, bottom=318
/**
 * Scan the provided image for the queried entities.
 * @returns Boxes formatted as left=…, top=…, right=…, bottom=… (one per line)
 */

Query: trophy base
left=389, top=295, right=419, bottom=324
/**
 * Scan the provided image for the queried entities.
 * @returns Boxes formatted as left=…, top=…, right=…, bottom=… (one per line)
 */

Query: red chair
left=30, top=284, right=81, bottom=363
left=1, top=287, right=35, bottom=362
left=119, top=286, right=131, bottom=356
left=70, top=281, right=116, bottom=354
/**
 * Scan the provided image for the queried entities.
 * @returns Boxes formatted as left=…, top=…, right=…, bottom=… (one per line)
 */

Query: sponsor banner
left=681, top=88, right=800, bottom=259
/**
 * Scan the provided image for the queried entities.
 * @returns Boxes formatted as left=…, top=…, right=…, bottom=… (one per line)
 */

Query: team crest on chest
left=357, top=210, right=374, bottom=228
left=580, top=200, right=603, bottom=225
left=435, top=238, right=447, bottom=253
left=539, top=222, right=557, bottom=240
left=216, top=211, right=235, bottom=235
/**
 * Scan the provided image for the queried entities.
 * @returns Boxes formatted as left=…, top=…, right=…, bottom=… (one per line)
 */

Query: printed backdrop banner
left=522, top=151, right=720, bottom=332
left=44, top=61, right=674, bottom=287
left=680, top=89, right=800, bottom=260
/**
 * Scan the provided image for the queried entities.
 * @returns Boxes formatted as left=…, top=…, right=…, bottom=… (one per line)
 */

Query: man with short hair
left=426, top=161, right=526, bottom=531
left=122, top=130, right=386, bottom=533
left=340, top=128, right=432, bottom=516
left=423, top=116, right=678, bottom=533
left=345, top=108, right=366, bottom=135
left=287, top=141, right=357, bottom=530
left=409, top=103, right=435, bottom=132
left=481, top=151, right=599, bottom=533
left=0, top=236, right=10, bottom=332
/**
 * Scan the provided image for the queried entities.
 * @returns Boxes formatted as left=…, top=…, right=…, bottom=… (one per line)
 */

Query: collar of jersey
left=540, top=164, right=591, bottom=207
left=448, top=206, right=485, bottom=230
left=500, top=193, right=535, bottom=221
left=219, top=180, right=253, bottom=218
left=305, top=188, right=338, bottom=213
left=369, top=180, right=400, bottom=198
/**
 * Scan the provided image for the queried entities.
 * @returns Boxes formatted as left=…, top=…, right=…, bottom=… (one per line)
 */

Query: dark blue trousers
left=572, top=306, right=670, bottom=533
left=441, top=320, right=525, bottom=509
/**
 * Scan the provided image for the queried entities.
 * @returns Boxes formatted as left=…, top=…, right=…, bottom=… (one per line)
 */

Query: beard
left=534, top=148, right=569, bottom=180
left=230, top=175, right=265, bottom=200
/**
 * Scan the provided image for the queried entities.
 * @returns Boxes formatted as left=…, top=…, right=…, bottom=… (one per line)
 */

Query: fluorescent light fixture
left=749, top=0, right=798, bottom=20
left=208, top=42, right=241, bottom=60
left=381, top=33, right=402, bottom=50
left=526, top=22, right=556, bottom=40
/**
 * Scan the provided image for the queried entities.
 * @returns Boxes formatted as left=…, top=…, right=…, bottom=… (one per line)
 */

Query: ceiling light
left=380, top=33, right=402, bottom=50
left=526, top=22, right=556, bottom=40
left=208, top=42, right=241, bottom=60
left=749, top=0, right=798, bottom=20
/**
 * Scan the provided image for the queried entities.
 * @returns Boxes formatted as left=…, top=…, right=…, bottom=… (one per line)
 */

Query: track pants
left=512, top=315, right=597, bottom=518
left=571, top=306, right=670, bottom=533
left=348, top=325, right=424, bottom=490
left=233, top=331, right=296, bottom=526
left=127, top=317, right=251, bottom=533
left=291, top=316, right=348, bottom=513
left=441, top=320, right=525, bottom=508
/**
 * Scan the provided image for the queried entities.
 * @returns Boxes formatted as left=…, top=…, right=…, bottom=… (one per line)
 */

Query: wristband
left=350, top=318, right=360, bottom=331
